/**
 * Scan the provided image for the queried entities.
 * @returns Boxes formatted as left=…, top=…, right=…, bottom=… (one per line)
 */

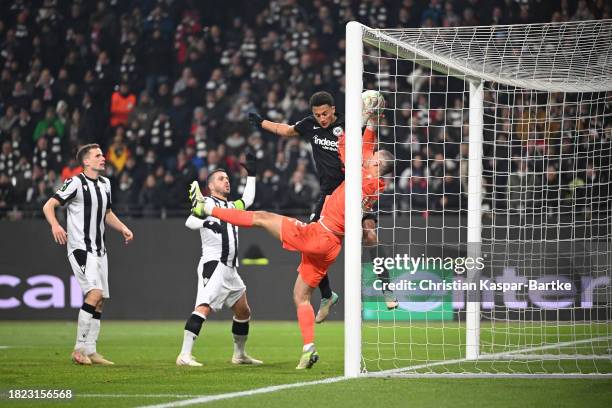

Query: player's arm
left=248, top=112, right=299, bottom=137
left=43, top=197, right=67, bottom=245
left=43, top=177, right=80, bottom=245
left=105, top=209, right=134, bottom=244
left=234, top=152, right=257, bottom=210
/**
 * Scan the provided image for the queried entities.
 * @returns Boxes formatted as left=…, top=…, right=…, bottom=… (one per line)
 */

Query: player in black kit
left=248, top=92, right=398, bottom=322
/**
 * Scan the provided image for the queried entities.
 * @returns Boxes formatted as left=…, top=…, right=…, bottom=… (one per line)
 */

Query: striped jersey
left=198, top=196, right=241, bottom=267
left=53, top=173, right=112, bottom=256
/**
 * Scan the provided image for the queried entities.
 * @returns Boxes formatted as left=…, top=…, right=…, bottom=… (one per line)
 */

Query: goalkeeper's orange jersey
left=319, top=127, right=384, bottom=236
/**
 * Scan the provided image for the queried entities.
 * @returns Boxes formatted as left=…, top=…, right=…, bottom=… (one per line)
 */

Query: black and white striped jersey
left=197, top=196, right=240, bottom=268
left=53, top=173, right=112, bottom=256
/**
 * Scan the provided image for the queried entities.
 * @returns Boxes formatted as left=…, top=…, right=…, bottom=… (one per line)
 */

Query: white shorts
left=195, top=260, right=246, bottom=312
left=68, top=250, right=109, bottom=298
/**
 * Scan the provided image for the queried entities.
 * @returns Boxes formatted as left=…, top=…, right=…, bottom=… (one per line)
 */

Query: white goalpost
left=345, top=20, right=612, bottom=377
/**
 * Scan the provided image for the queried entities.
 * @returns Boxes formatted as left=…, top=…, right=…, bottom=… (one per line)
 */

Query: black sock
left=81, top=302, right=96, bottom=315
left=318, top=275, right=333, bottom=299
left=185, top=313, right=205, bottom=336
left=232, top=319, right=249, bottom=336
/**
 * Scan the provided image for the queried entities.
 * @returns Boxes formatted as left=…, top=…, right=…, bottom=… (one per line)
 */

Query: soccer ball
left=361, top=90, right=385, bottom=124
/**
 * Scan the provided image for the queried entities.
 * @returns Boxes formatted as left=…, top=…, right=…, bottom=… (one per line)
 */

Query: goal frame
left=344, top=20, right=612, bottom=378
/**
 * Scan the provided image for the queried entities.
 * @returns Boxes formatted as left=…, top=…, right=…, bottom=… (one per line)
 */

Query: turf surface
left=0, top=321, right=610, bottom=407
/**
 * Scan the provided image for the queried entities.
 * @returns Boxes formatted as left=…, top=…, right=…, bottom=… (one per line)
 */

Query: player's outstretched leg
left=195, top=200, right=285, bottom=241
left=230, top=294, right=263, bottom=365
left=294, top=275, right=319, bottom=369
left=177, top=309, right=207, bottom=367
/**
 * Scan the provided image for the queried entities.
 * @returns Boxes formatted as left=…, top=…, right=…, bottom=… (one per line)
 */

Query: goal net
left=344, top=20, right=612, bottom=377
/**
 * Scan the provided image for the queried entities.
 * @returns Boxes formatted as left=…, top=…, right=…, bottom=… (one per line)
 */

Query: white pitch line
left=139, top=335, right=612, bottom=407
left=138, top=376, right=347, bottom=408
left=79, top=394, right=206, bottom=398
left=0, top=346, right=11, bottom=349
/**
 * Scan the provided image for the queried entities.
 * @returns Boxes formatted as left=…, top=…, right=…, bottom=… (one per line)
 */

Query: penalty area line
left=138, top=376, right=347, bottom=408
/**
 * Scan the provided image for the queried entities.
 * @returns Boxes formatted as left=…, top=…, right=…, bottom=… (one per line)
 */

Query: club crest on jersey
left=333, top=126, right=343, bottom=137
left=60, top=178, right=73, bottom=192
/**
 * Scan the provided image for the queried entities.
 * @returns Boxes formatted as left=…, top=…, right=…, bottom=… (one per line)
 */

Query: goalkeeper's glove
left=240, top=152, right=258, bottom=176
left=248, top=112, right=263, bottom=130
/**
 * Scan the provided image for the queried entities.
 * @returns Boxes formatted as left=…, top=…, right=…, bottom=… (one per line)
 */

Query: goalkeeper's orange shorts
left=280, top=217, right=342, bottom=288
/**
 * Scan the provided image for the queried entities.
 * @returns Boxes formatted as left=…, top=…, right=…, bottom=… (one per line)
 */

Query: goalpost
left=345, top=20, right=612, bottom=377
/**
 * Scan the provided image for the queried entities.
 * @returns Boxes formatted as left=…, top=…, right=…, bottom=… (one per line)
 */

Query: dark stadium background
left=1, top=0, right=608, bottom=219
left=1, top=1, right=610, bottom=320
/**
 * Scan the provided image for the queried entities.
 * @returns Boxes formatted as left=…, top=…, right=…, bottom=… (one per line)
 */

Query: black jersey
left=294, top=115, right=345, bottom=194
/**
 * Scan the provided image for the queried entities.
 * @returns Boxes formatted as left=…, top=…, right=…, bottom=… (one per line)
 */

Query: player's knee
left=293, top=289, right=310, bottom=306
left=234, top=306, right=251, bottom=321
left=195, top=304, right=211, bottom=317
left=85, top=289, right=103, bottom=305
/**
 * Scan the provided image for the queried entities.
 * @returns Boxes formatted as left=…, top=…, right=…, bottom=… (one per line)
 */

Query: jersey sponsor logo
left=312, top=135, right=338, bottom=151
left=333, top=126, right=343, bottom=136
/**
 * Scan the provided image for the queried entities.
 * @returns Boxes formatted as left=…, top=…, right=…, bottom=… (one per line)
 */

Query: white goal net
left=345, top=20, right=612, bottom=377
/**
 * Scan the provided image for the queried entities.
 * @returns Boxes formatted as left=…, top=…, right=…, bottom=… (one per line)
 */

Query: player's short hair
left=377, top=150, right=395, bottom=176
left=76, top=143, right=101, bottom=166
left=309, top=91, right=334, bottom=108
left=207, top=168, right=228, bottom=186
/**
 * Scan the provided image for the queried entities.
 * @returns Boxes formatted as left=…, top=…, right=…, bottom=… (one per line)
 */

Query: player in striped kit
left=176, top=155, right=262, bottom=367
left=42, top=143, right=134, bottom=365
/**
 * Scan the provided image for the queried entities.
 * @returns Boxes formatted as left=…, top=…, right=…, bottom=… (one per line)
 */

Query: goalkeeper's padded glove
left=248, top=112, right=263, bottom=130
left=240, top=152, right=258, bottom=176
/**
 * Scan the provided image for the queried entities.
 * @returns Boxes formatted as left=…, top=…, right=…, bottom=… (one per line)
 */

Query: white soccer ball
left=361, top=90, right=385, bottom=124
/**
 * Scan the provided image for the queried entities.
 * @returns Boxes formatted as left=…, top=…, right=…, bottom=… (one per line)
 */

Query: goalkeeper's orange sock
left=297, top=304, right=315, bottom=345
left=211, top=207, right=254, bottom=227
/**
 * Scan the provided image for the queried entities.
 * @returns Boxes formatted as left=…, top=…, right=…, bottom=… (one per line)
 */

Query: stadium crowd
left=0, top=0, right=610, bottom=219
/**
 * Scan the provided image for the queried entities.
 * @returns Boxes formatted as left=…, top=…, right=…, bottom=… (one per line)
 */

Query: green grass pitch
left=0, top=321, right=611, bottom=407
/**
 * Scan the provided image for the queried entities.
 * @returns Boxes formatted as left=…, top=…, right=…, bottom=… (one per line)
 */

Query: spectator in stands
left=139, top=173, right=161, bottom=217
left=107, top=129, right=131, bottom=173
left=33, top=106, right=63, bottom=142
left=282, top=168, right=314, bottom=210
left=110, top=82, right=136, bottom=128
left=0, top=0, right=608, bottom=219
left=0, top=172, right=16, bottom=218
left=0, top=105, right=18, bottom=135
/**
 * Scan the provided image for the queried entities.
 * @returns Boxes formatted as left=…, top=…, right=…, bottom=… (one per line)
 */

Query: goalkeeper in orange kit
left=190, top=126, right=394, bottom=369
